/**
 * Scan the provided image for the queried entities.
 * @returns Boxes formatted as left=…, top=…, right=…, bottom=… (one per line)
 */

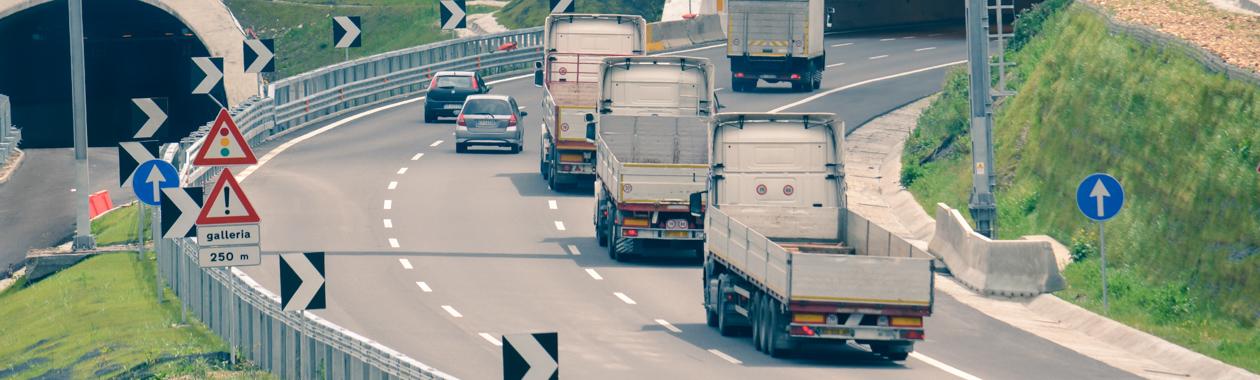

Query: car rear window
left=435, top=75, right=474, bottom=89
left=463, top=99, right=512, bottom=115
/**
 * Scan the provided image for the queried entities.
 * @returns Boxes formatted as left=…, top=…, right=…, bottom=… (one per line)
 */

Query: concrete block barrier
left=928, top=203, right=1065, bottom=296
left=647, top=15, right=726, bottom=53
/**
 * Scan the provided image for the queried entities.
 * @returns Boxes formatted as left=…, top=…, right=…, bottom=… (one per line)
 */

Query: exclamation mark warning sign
left=197, top=168, right=260, bottom=225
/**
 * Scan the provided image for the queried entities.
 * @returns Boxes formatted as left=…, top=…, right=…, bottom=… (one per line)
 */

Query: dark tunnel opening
left=0, top=0, right=220, bottom=149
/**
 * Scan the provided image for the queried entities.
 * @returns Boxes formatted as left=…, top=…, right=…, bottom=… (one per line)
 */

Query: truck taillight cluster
left=622, top=228, right=639, bottom=237
left=734, top=72, right=746, bottom=78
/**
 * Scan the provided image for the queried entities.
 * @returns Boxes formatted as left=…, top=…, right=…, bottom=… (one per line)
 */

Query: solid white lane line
left=714, top=87, right=725, bottom=92
left=929, top=33, right=943, bottom=37
left=399, top=258, right=413, bottom=269
left=832, top=42, right=854, bottom=47
left=397, top=167, right=408, bottom=174
left=904, top=36, right=917, bottom=39
left=870, top=55, right=889, bottom=60
left=389, top=238, right=400, bottom=248
left=708, top=349, right=742, bottom=364
left=769, top=60, right=968, bottom=113
left=614, top=292, right=637, bottom=305
left=388, top=181, right=398, bottom=190
left=880, top=38, right=896, bottom=41
left=655, top=319, right=682, bottom=333
left=384, top=200, right=393, bottom=210
left=911, top=352, right=984, bottom=380
left=430, top=140, right=444, bottom=147
left=383, top=219, right=393, bottom=228
left=566, top=244, right=582, bottom=256
left=585, top=269, right=604, bottom=280
left=411, top=153, right=424, bottom=160
left=827, top=62, right=846, bottom=68
left=916, top=47, right=938, bottom=52
left=548, top=200, right=558, bottom=210
left=441, top=305, right=463, bottom=318
left=479, top=333, right=503, bottom=346
left=659, top=43, right=727, bottom=55
left=554, top=221, right=566, bottom=231
left=416, top=281, right=432, bottom=292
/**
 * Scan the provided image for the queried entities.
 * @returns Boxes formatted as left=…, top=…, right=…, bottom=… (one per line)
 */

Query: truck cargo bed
left=596, top=115, right=707, bottom=205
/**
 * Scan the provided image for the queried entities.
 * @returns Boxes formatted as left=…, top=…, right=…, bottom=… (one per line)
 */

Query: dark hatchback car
left=423, top=71, right=489, bottom=123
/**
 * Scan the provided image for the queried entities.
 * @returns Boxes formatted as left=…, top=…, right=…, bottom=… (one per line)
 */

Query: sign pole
left=229, top=265, right=236, bottom=366
left=1099, top=221, right=1108, bottom=314
left=153, top=203, right=162, bottom=303
left=68, top=0, right=95, bottom=250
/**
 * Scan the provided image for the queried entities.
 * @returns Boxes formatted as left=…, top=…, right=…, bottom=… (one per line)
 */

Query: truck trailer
left=726, top=0, right=826, bottom=92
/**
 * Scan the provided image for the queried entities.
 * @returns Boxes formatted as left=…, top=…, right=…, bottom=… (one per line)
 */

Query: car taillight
left=890, top=316, right=922, bottom=327
left=734, top=72, right=745, bottom=78
left=456, top=113, right=466, bottom=126
left=508, top=113, right=518, bottom=126
left=790, top=73, right=801, bottom=80
left=623, top=228, right=639, bottom=237
left=470, top=78, right=479, bottom=90
left=428, top=76, right=437, bottom=90
left=900, top=330, right=925, bottom=340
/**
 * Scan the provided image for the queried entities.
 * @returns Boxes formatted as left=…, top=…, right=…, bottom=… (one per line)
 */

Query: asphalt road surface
left=237, top=26, right=1136, bottom=379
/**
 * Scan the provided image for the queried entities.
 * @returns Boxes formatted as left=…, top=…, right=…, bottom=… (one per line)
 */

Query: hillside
left=495, top=0, right=663, bottom=29
left=901, top=0, right=1260, bottom=371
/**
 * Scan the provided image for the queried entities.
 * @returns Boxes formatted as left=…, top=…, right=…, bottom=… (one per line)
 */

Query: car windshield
left=435, top=75, right=474, bottom=89
left=462, top=99, right=512, bottom=115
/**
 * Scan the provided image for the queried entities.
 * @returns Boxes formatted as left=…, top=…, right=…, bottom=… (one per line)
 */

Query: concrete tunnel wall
left=0, top=0, right=258, bottom=148
left=822, top=0, right=1040, bottom=32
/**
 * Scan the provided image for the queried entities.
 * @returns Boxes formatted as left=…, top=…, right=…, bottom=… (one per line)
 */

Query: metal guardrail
left=156, top=28, right=548, bottom=379
left=0, top=94, right=19, bottom=166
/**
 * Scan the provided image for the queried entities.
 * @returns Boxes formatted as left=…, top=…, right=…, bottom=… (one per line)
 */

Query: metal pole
left=965, top=0, right=997, bottom=238
left=68, top=0, right=95, bottom=250
left=229, top=266, right=237, bottom=366
left=153, top=203, right=162, bottom=303
left=1099, top=221, right=1108, bottom=314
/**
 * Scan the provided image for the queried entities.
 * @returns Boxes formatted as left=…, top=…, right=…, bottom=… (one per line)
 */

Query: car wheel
left=456, top=143, right=467, bottom=153
left=424, top=110, right=435, bottom=123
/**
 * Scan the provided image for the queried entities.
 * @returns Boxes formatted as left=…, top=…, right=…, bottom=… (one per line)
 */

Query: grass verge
left=90, top=202, right=150, bottom=247
left=901, top=0, right=1260, bottom=371
left=495, top=0, right=663, bottom=29
left=0, top=253, right=271, bottom=379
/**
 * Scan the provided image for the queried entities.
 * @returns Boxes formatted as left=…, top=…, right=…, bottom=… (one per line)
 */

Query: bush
left=900, top=164, right=923, bottom=187
left=1070, top=232, right=1096, bottom=263
left=1010, top=0, right=1074, bottom=52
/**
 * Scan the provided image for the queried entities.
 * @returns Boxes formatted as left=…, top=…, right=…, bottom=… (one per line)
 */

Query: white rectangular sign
left=199, top=245, right=262, bottom=268
left=198, top=224, right=260, bottom=247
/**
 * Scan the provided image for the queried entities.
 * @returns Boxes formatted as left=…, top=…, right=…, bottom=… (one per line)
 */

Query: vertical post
left=965, top=0, right=997, bottom=238
left=1099, top=221, right=1109, bottom=314
left=152, top=203, right=162, bottom=303
left=68, top=0, right=95, bottom=250
left=229, top=266, right=237, bottom=366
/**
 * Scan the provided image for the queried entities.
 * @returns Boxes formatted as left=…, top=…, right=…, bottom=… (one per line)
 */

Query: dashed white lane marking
left=548, top=200, right=558, bottom=210
left=585, top=269, right=603, bottom=280
left=566, top=244, right=581, bottom=256
left=869, top=55, right=889, bottom=60
left=397, top=167, right=408, bottom=174
left=904, top=36, right=916, bottom=39
left=769, top=60, right=968, bottom=113
left=388, top=181, right=398, bottom=190
left=916, top=47, right=938, bottom=52
left=708, top=349, right=742, bottom=364
left=911, top=352, right=984, bottom=380
left=832, top=42, right=854, bottom=47
left=714, top=87, right=725, bottom=92
left=655, top=319, right=682, bottom=333
left=399, top=258, right=412, bottom=269
left=554, top=221, right=566, bottom=231
left=479, top=333, right=502, bottom=346
left=383, top=219, right=393, bottom=228
left=827, top=62, right=846, bottom=68
left=389, top=238, right=400, bottom=248
left=411, top=153, right=424, bottom=160
left=929, top=33, right=943, bottom=37
left=441, top=305, right=463, bottom=318
left=614, top=292, right=637, bottom=305
left=430, top=140, right=444, bottom=147
left=880, top=38, right=896, bottom=41
left=416, top=281, right=432, bottom=292
left=384, top=200, right=393, bottom=210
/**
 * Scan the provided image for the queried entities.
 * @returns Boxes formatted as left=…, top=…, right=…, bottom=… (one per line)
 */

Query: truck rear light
left=790, top=73, right=801, bottom=80
left=734, top=72, right=745, bottom=78
left=900, top=330, right=925, bottom=340
left=789, top=325, right=817, bottom=336
left=623, top=228, right=639, bottom=237
left=792, top=313, right=825, bottom=323
left=561, top=164, right=572, bottom=171
left=890, top=316, right=922, bottom=327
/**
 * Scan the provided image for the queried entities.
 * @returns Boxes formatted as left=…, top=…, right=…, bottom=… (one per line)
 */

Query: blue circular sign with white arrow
left=1076, top=173, right=1124, bottom=222
left=132, top=159, right=180, bottom=206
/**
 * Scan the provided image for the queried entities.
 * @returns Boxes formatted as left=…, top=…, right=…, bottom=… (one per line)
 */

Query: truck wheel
left=717, top=275, right=740, bottom=336
left=766, top=298, right=792, bottom=358
left=607, top=229, right=623, bottom=262
left=812, top=70, right=822, bottom=90
left=540, top=148, right=549, bottom=179
left=704, top=269, right=719, bottom=327
left=548, top=165, right=561, bottom=191
left=597, top=210, right=609, bottom=247
left=751, top=293, right=764, bottom=352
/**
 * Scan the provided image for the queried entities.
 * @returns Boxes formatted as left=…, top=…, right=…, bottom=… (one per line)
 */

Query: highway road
left=237, top=26, right=1136, bottom=379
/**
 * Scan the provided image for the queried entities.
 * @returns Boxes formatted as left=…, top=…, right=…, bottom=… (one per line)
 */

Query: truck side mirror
left=689, top=191, right=706, bottom=217
left=584, top=113, right=597, bottom=141
left=533, top=61, right=544, bottom=87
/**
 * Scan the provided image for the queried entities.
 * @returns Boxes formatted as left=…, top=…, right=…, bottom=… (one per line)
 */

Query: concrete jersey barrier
left=928, top=203, right=1065, bottom=296
left=647, top=14, right=726, bottom=52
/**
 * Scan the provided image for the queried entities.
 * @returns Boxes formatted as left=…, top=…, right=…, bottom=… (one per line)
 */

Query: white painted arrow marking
left=334, top=16, right=361, bottom=48
left=161, top=187, right=199, bottom=239
left=191, top=57, right=222, bottom=95
left=132, top=98, right=166, bottom=139
left=244, top=39, right=274, bottom=73
left=441, top=0, right=465, bottom=30
left=1090, top=179, right=1110, bottom=218
left=282, top=254, right=325, bottom=311
left=505, top=334, right=558, bottom=380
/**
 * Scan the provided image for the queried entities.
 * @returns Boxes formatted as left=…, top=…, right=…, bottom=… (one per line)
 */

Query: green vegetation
left=90, top=202, right=150, bottom=247
left=226, top=0, right=455, bottom=78
left=902, top=0, right=1260, bottom=371
left=0, top=253, right=271, bottom=379
left=495, top=0, right=663, bottom=29
left=469, top=4, right=502, bottom=14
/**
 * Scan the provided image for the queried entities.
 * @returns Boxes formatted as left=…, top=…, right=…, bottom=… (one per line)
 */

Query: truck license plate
left=816, top=327, right=853, bottom=337
left=665, top=231, right=689, bottom=238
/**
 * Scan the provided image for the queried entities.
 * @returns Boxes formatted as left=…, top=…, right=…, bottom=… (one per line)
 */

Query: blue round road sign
left=132, top=159, right=180, bottom=206
left=1076, top=173, right=1124, bottom=222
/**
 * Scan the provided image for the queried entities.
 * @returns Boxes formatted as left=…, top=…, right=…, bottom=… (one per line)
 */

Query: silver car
left=454, top=95, right=526, bottom=154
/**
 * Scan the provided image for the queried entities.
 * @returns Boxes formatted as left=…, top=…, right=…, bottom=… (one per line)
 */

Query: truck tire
left=704, top=269, right=719, bottom=327
left=766, top=298, right=792, bottom=358
left=607, top=228, right=624, bottom=262
left=539, top=146, right=549, bottom=179
left=812, top=70, right=822, bottom=90
left=717, top=274, right=740, bottom=336
left=752, top=293, right=765, bottom=352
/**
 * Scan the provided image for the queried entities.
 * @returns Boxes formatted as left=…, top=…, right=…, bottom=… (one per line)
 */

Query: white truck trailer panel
left=544, top=14, right=647, bottom=143
left=726, top=0, right=824, bottom=58
left=597, top=115, right=708, bottom=205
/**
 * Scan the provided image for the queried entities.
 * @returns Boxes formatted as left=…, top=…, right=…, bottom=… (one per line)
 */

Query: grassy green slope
left=902, top=1, right=1260, bottom=371
left=495, top=0, right=663, bottom=29
left=226, top=0, right=453, bottom=78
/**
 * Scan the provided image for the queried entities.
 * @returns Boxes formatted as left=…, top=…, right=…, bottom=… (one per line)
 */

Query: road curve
left=237, top=25, right=1136, bottom=380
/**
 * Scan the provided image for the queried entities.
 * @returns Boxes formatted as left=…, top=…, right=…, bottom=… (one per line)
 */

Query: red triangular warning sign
left=197, top=168, right=261, bottom=225
left=193, top=108, right=257, bottom=166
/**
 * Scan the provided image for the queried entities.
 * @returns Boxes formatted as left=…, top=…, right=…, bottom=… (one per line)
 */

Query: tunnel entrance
left=0, top=0, right=220, bottom=148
